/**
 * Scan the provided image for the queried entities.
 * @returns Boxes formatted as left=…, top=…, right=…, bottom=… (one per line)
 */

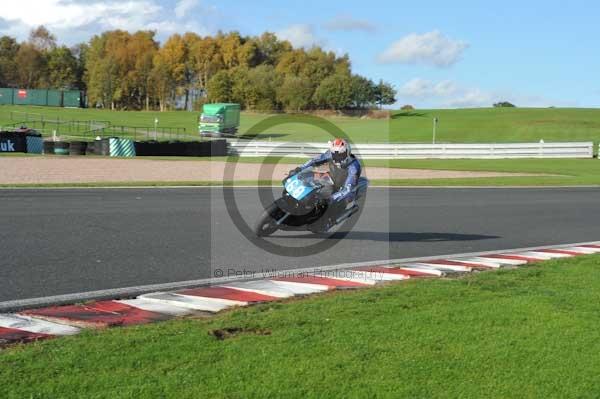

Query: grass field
left=2, top=105, right=600, bottom=144
left=2, top=255, right=600, bottom=398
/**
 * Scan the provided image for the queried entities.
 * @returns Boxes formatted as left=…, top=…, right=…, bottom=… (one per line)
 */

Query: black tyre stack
left=69, top=141, right=88, bottom=155
left=85, top=141, right=95, bottom=155
left=43, top=141, right=55, bottom=155
left=53, top=142, right=70, bottom=155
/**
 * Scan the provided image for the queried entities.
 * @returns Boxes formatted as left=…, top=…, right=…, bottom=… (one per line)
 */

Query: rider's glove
left=288, top=167, right=302, bottom=177
left=331, top=191, right=343, bottom=202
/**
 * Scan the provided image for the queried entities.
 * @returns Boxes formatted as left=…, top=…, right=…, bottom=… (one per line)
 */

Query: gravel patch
left=0, top=156, right=538, bottom=185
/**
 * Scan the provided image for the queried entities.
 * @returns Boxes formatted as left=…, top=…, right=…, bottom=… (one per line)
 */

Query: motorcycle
left=253, top=168, right=368, bottom=237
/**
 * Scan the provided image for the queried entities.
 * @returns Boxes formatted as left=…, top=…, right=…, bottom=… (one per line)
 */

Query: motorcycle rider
left=288, top=138, right=362, bottom=229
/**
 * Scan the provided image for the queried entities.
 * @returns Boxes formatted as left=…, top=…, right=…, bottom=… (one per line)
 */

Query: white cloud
left=399, top=78, right=571, bottom=108
left=175, top=0, right=200, bottom=19
left=0, top=0, right=208, bottom=44
left=400, top=78, right=459, bottom=98
left=324, top=15, right=375, bottom=32
left=378, top=30, right=468, bottom=67
left=276, top=24, right=323, bottom=48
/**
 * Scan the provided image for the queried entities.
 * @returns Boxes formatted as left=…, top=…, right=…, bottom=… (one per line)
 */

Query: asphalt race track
left=1, top=187, right=600, bottom=302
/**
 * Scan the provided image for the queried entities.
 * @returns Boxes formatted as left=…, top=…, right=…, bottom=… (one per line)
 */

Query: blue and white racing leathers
left=298, top=150, right=362, bottom=203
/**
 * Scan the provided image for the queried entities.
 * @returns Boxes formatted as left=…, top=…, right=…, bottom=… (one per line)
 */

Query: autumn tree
left=190, top=36, right=223, bottom=98
left=150, top=34, right=186, bottom=111
left=85, top=34, right=118, bottom=108
left=206, top=70, right=233, bottom=103
left=46, top=46, right=78, bottom=88
left=2, top=26, right=395, bottom=112
left=125, top=31, right=158, bottom=110
left=313, top=73, right=354, bottom=110
left=277, top=75, right=313, bottom=111
left=28, top=26, right=56, bottom=52
left=0, top=36, right=19, bottom=86
left=373, top=80, right=396, bottom=109
left=15, top=43, right=46, bottom=87
left=350, top=75, right=376, bottom=109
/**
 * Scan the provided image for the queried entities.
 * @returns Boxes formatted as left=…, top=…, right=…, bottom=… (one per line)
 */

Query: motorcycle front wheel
left=254, top=202, right=284, bottom=237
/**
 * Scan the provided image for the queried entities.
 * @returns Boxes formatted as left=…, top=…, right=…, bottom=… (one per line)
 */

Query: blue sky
left=2, top=0, right=599, bottom=108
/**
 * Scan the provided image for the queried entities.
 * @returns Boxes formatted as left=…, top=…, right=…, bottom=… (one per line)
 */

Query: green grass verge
left=2, top=105, right=600, bottom=144
left=2, top=255, right=600, bottom=398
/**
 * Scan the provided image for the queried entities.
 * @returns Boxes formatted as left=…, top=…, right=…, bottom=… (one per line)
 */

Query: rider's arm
left=299, top=151, right=331, bottom=170
left=331, top=161, right=361, bottom=202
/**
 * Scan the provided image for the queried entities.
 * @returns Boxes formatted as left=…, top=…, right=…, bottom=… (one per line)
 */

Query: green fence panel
left=0, top=88, right=13, bottom=105
left=13, top=89, right=30, bottom=105
left=13, top=89, right=48, bottom=106
left=47, top=89, right=62, bottom=107
left=62, top=90, right=82, bottom=108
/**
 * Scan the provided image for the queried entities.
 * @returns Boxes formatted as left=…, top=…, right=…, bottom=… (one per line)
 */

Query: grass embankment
left=2, top=255, right=600, bottom=398
left=2, top=105, right=600, bottom=144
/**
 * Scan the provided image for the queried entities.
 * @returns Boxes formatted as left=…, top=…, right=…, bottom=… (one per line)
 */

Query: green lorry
left=199, top=103, right=240, bottom=137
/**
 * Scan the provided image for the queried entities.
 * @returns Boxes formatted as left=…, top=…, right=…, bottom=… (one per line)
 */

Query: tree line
left=0, top=26, right=396, bottom=112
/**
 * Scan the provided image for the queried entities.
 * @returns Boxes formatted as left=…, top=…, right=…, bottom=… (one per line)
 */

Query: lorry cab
left=199, top=103, right=240, bottom=137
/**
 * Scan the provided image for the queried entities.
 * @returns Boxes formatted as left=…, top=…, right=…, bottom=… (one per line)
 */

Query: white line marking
left=411, top=263, right=472, bottom=272
left=116, top=299, right=194, bottom=316
left=0, top=314, right=80, bottom=335
left=526, top=251, right=572, bottom=258
left=564, top=247, right=599, bottom=254
left=468, top=256, right=526, bottom=266
left=139, top=292, right=233, bottom=313
left=269, top=280, right=330, bottom=293
left=509, top=252, right=558, bottom=260
left=220, top=281, right=298, bottom=298
left=449, top=258, right=505, bottom=268
left=341, top=271, right=409, bottom=282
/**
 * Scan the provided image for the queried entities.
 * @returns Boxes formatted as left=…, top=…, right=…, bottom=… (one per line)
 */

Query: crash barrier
left=33, top=138, right=227, bottom=157
left=228, top=141, right=594, bottom=159
left=133, top=140, right=227, bottom=157
left=26, top=136, right=43, bottom=154
left=109, top=138, right=136, bottom=157
left=0, top=88, right=84, bottom=107
left=0, top=130, right=42, bottom=153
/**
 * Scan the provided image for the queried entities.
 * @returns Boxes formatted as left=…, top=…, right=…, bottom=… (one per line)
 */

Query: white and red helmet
left=329, top=138, right=351, bottom=165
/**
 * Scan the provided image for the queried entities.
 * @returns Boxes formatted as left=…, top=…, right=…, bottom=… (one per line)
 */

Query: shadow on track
left=269, top=231, right=500, bottom=242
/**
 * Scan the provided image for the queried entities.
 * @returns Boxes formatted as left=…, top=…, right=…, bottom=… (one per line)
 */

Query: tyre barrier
left=68, top=141, right=88, bottom=156
left=53, top=142, right=70, bottom=155
left=85, top=142, right=95, bottom=155
left=94, top=139, right=110, bottom=156
left=133, top=139, right=227, bottom=157
left=43, top=141, right=55, bottom=154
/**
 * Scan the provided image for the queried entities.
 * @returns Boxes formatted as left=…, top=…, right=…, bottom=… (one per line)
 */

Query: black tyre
left=254, top=203, right=284, bottom=237
left=69, top=141, right=87, bottom=155
left=43, top=141, right=55, bottom=155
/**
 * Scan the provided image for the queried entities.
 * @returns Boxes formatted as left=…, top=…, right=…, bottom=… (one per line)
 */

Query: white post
left=154, top=118, right=158, bottom=140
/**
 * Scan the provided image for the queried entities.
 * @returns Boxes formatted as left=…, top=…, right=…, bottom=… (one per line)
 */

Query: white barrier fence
left=228, top=141, right=594, bottom=159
